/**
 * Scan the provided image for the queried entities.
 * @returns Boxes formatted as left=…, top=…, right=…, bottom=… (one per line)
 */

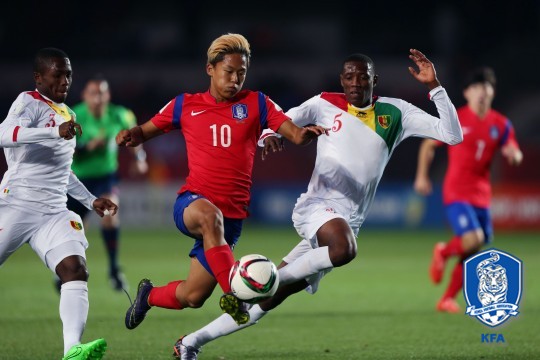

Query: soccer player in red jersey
left=117, top=33, right=328, bottom=327
left=414, top=67, right=523, bottom=313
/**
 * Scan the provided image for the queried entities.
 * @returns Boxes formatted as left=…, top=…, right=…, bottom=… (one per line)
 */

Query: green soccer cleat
left=62, top=338, right=107, bottom=360
left=219, top=293, right=250, bottom=325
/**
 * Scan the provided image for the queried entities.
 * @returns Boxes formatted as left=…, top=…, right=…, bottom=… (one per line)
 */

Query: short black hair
left=463, top=66, right=496, bottom=89
left=33, top=47, right=69, bottom=73
left=343, top=53, right=375, bottom=73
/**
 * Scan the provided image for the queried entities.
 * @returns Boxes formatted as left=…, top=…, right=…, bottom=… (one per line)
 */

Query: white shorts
left=286, top=197, right=360, bottom=294
left=0, top=201, right=88, bottom=271
left=292, top=196, right=360, bottom=248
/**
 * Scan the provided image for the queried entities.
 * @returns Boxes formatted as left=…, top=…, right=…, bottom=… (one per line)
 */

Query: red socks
left=443, top=259, right=463, bottom=299
left=146, top=245, right=234, bottom=309
left=205, top=244, right=234, bottom=293
left=148, top=280, right=183, bottom=309
left=441, top=236, right=463, bottom=258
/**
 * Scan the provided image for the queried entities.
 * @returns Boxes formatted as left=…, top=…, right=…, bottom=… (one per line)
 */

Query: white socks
left=278, top=246, right=333, bottom=286
left=59, top=281, right=88, bottom=355
left=183, top=305, right=268, bottom=348
left=182, top=247, right=334, bottom=351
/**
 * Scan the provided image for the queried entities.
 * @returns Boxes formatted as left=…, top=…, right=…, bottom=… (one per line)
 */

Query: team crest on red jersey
left=377, top=115, right=391, bottom=129
left=70, top=221, right=83, bottom=231
left=490, top=125, right=499, bottom=140
left=232, top=104, right=248, bottom=122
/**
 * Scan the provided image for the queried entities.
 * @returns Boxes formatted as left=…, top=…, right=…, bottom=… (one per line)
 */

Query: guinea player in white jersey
left=117, top=33, right=328, bottom=333
left=0, top=48, right=117, bottom=360
left=172, top=49, right=464, bottom=359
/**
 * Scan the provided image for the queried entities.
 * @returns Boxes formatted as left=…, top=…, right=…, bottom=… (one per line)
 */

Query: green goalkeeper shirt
left=71, top=102, right=136, bottom=179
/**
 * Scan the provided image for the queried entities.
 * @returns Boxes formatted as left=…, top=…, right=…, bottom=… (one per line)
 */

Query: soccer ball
left=229, top=254, right=279, bottom=303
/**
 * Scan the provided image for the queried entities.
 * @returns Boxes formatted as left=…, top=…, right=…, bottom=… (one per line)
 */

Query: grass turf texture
left=0, top=226, right=538, bottom=359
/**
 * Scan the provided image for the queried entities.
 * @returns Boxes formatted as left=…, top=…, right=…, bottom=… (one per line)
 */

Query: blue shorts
left=445, top=202, right=493, bottom=243
left=173, top=191, right=243, bottom=275
left=67, top=173, right=119, bottom=219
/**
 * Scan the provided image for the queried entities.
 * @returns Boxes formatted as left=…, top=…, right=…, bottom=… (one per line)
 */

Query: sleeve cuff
left=428, top=86, right=444, bottom=100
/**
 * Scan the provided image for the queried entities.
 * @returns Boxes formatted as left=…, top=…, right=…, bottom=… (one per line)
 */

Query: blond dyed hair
left=207, top=33, right=251, bottom=67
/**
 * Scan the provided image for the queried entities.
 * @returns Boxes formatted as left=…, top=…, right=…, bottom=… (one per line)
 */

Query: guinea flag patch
left=377, top=115, right=391, bottom=129
left=70, top=221, right=83, bottom=231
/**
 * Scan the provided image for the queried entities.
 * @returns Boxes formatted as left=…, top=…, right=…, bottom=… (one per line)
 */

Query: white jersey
left=264, top=86, right=462, bottom=234
left=0, top=91, right=96, bottom=214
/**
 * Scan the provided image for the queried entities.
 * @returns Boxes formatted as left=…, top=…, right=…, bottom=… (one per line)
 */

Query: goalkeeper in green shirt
left=67, top=75, right=148, bottom=291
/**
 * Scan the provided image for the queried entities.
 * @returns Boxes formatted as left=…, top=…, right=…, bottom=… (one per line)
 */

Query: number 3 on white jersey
left=210, top=124, right=231, bottom=147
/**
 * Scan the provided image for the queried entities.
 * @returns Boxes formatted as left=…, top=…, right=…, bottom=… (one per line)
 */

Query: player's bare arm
left=116, top=121, right=163, bottom=147
left=407, top=49, right=441, bottom=90
left=414, top=139, right=438, bottom=196
left=92, top=197, right=118, bottom=218
left=276, top=119, right=329, bottom=146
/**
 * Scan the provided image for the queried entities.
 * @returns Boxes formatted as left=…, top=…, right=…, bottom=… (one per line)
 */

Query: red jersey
left=440, top=105, right=519, bottom=207
left=151, top=90, right=289, bottom=218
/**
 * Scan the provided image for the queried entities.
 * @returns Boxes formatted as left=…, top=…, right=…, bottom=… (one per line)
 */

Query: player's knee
left=330, top=242, right=357, bottom=267
left=57, top=261, right=89, bottom=282
left=462, top=230, right=485, bottom=254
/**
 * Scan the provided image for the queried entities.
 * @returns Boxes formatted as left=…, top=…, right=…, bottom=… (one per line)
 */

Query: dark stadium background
left=1, top=1, right=539, bottom=229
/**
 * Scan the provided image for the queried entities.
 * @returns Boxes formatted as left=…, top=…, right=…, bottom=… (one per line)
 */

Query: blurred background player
left=66, top=75, right=148, bottom=292
left=0, top=47, right=117, bottom=360
left=117, top=33, right=328, bottom=329
left=171, top=49, right=463, bottom=358
left=414, top=66, right=523, bottom=313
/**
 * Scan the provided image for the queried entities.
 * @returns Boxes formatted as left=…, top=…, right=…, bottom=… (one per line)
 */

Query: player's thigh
left=173, top=192, right=219, bottom=239
left=29, top=210, right=89, bottom=271
left=293, top=199, right=351, bottom=248
left=182, top=198, right=223, bottom=237
left=316, top=218, right=356, bottom=248
left=0, top=204, right=40, bottom=265
left=179, top=257, right=218, bottom=307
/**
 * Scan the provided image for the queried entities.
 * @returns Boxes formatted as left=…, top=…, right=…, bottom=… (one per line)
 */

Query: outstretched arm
left=116, top=121, right=163, bottom=147
left=400, top=49, right=463, bottom=146
left=68, top=171, right=118, bottom=217
left=0, top=118, right=81, bottom=147
left=275, top=119, right=329, bottom=146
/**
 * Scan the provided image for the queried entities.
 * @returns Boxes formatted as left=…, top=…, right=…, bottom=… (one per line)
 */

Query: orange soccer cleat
left=436, top=297, right=461, bottom=313
left=430, top=242, right=446, bottom=284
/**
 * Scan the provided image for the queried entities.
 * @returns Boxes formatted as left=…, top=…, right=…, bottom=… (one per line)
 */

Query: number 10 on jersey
left=210, top=124, right=231, bottom=147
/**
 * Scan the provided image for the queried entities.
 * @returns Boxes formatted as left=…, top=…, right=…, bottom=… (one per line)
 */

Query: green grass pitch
left=0, top=225, right=538, bottom=359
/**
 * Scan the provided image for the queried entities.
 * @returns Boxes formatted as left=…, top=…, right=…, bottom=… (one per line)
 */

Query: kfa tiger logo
left=464, top=249, right=522, bottom=327
left=232, top=104, right=248, bottom=122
